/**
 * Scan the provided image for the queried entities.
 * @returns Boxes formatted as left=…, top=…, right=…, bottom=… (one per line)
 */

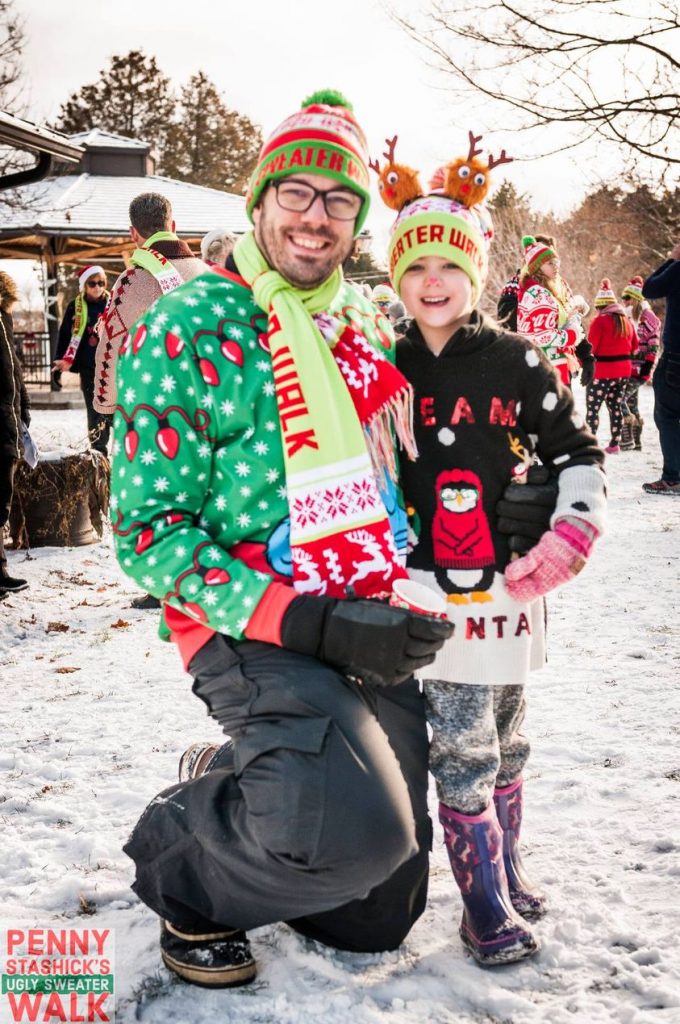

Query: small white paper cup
left=390, top=578, right=448, bottom=619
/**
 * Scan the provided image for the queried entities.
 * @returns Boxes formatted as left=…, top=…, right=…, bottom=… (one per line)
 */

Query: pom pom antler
left=487, top=149, right=514, bottom=171
left=467, top=131, right=484, bottom=162
left=371, top=135, right=424, bottom=212
left=383, top=135, right=398, bottom=163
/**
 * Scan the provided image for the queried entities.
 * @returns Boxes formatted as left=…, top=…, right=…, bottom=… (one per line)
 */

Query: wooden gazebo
left=0, top=127, right=249, bottom=378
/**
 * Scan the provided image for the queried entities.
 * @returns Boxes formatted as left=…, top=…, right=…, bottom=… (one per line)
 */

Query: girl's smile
left=399, top=256, right=475, bottom=354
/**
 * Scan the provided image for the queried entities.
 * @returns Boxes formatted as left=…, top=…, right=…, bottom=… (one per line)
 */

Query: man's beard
left=254, top=208, right=353, bottom=289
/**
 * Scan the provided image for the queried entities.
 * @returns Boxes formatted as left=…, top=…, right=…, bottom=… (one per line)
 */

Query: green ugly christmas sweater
left=110, top=267, right=403, bottom=662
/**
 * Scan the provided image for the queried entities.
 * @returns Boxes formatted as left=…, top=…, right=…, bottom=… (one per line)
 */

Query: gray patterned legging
left=424, top=681, right=530, bottom=814
left=586, top=378, right=627, bottom=446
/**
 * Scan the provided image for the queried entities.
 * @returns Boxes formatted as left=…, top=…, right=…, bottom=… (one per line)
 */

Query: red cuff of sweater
left=164, top=604, right=216, bottom=672
left=244, top=581, right=297, bottom=646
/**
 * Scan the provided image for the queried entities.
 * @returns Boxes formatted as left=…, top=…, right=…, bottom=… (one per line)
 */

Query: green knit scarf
left=233, top=230, right=406, bottom=598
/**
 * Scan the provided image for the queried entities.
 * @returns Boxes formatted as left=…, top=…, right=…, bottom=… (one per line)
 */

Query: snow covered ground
left=2, top=383, right=679, bottom=1024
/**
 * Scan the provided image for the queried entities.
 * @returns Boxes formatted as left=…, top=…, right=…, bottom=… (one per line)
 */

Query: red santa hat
left=78, top=265, right=106, bottom=290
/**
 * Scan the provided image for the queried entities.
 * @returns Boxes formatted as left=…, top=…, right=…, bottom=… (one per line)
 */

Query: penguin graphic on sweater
left=431, top=468, right=496, bottom=603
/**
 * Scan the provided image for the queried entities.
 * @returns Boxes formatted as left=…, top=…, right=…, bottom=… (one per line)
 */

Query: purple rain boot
left=439, top=802, right=539, bottom=966
left=494, top=779, right=547, bottom=921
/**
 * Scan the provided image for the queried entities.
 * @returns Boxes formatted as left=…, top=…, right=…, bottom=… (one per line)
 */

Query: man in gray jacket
left=94, top=192, right=206, bottom=416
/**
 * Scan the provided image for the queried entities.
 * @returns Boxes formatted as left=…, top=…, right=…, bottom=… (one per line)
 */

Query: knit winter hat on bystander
left=594, top=278, right=618, bottom=308
left=521, top=236, right=557, bottom=276
left=621, top=276, right=645, bottom=303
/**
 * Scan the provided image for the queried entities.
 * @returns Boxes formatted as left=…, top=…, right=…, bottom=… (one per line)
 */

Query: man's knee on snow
left=235, top=712, right=418, bottom=892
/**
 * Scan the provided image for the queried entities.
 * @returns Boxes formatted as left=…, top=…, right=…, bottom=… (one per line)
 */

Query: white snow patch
left=3, top=385, right=679, bottom=1023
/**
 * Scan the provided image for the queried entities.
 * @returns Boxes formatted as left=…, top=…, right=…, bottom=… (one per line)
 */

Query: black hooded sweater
left=396, top=311, right=604, bottom=575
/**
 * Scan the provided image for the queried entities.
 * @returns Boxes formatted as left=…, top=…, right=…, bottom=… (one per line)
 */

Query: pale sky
left=6, top=0, right=670, bottom=291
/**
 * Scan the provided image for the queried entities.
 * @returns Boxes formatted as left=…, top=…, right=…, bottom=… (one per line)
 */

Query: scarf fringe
left=365, top=386, right=418, bottom=485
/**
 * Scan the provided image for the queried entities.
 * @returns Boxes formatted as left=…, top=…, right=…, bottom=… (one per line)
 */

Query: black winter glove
left=280, top=593, right=453, bottom=687
left=495, top=465, right=559, bottom=555
left=580, top=358, right=595, bottom=388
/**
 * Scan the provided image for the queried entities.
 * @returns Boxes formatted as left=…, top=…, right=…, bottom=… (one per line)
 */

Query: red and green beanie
left=522, top=235, right=557, bottom=276
left=245, top=89, right=371, bottom=235
left=388, top=195, right=492, bottom=303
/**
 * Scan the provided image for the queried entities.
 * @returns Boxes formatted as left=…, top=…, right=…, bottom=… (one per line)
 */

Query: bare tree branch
left=396, top=0, right=680, bottom=169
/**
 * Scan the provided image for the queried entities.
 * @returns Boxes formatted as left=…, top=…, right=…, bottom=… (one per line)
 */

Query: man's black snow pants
left=124, top=634, right=432, bottom=952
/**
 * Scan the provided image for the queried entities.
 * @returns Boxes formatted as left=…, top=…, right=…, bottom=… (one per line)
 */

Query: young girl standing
left=373, top=141, right=606, bottom=966
left=516, top=236, right=583, bottom=386
left=620, top=276, right=661, bottom=451
left=585, top=279, right=636, bottom=454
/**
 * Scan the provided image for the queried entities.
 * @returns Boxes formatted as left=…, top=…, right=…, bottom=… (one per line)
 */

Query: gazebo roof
left=0, top=128, right=249, bottom=266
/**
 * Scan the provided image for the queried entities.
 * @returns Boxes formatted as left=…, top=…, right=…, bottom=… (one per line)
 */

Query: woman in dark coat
left=0, top=270, right=30, bottom=594
left=53, top=264, right=110, bottom=453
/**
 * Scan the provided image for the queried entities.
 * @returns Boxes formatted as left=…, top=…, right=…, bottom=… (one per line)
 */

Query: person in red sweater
left=585, top=279, right=636, bottom=454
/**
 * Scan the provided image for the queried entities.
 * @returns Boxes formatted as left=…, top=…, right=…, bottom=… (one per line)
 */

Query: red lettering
left=286, top=429, right=319, bottom=457
left=420, top=397, right=435, bottom=427
left=515, top=612, right=531, bottom=636
left=46, top=992, right=76, bottom=1020
left=448, top=227, right=465, bottom=249
left=430, top=224, right=444, bottom=243
left=8, top=993, right=42, bottom=1022
left=88, top=992, right=110, bottom=1021
left=316, top=148, right=328, bottom=169
left=465, top=237, right=474, bottom=256
left=277, top=384, right=306, bottom=410
left=492, top=615, right=507, bottom=638
left=346, top=159, right=362, bottom=182
left=8, top=929, right=24, bottom=954
left=403, top=228, right=415, bottom=249
left=289, top=148, right=303, bottom=167
left=328, top=151, right=343, bottom=172
left=466, top=617, right=486, bottom=639
left=416, top=225, right=428, bottom=244
left=280, top=406, right=308, bottom=431
left=489, top=397, right=517, bottom=426
left=450, top=397, right=475, bottom=425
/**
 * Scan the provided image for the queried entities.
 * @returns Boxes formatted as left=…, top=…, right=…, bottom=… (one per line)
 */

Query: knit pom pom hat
left=372, top=283, right=398, bottom=305
left=78, top=265, right=105, bottom=290
left=522, top=235, right=557, bottom=276
left=621, top=275, right=645, bottom=303
left=245, top=89, right=370, bottom=235
left=594, top=278, right=617, bottom=308
left=388, top=195, right=492, bottom=303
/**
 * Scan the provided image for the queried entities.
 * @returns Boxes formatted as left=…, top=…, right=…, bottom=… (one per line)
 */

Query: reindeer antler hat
left=371, top=131, right=510, bottom=302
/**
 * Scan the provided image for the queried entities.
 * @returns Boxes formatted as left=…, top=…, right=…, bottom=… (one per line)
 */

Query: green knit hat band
left=246, top=93, right=371, bottom=235
left=389, top=205, right=489, bottom=302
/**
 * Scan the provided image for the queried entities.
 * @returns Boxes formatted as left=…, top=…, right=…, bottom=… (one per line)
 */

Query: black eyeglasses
left=272, top=179, right=363, bottom=221
left=86, top=279, right=106, bottom=288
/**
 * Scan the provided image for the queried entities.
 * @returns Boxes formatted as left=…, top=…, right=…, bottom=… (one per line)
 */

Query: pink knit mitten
left=504, top=519, right=596, bottom=602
